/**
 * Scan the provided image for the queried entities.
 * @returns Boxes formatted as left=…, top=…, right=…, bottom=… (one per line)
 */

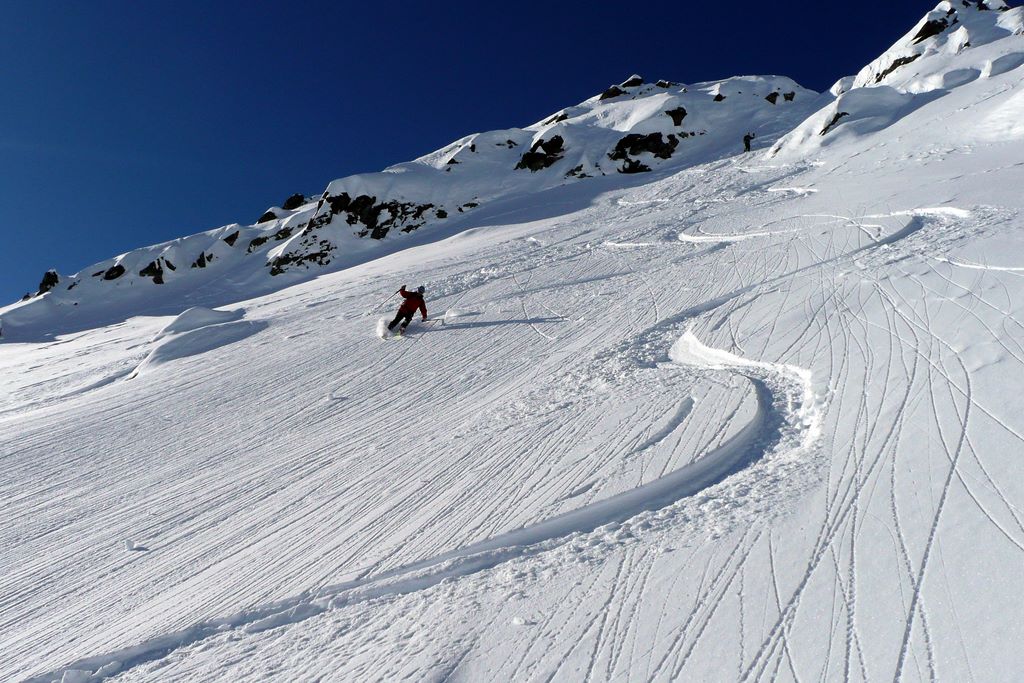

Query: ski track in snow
left=5, top=92, right=1024, bottom=681
left=27, top=319, right=820, bottom=682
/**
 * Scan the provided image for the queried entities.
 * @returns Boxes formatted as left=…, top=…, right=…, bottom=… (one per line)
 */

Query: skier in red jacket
left=388, top=285, right=427, bottom=335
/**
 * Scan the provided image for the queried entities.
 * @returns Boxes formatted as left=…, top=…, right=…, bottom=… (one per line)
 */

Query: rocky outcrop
left=257, top=210, right=277, bottom=224
left=247, top=235, right=270, bottom=253
left=609, top=132, right=679, bottom=161
left=139, top=257, right=175, bottom=285
left=783, top=91, right=796, bottom=101
left=820, top=111, right=850, bottom=136
left=565, top=164, right=592, bottom=178
left=666, top=106, right=688, bottom=126
left=599, top=85, right=626, bottom=101
left=223, top=231, right=240, bottom=247
left=599, top=75, right=647, bottom=100
left=543, top=112, right=569, bottom=125
left=191, top=252, right=213, bottom=269
left=266, top=190, right=452, bottom=276
left=765, top=92, right=780, bottom=104
left=619, top=159, right=650, bottom=174
left=875, top=54, right=922, bottom=83
left=319, top=192, right=441, bottom=240
left=268, top=236, right=333, bottom=276
left=608, top=133, right=679, bottom=174
left=281, top=193, right=305, bottom=210
left=515, top=135, right=565, bottom=171
left=101, top=264, right=125, bottom=281
left=37, top=270, right=60, bottom=296
left=913, top=17, right=952, bottom=44
left=714, top=93, right=726, bottom=102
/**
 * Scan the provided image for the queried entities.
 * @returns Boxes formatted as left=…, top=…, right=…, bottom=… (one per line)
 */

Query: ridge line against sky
left=0, top=1, right=935, bottom=303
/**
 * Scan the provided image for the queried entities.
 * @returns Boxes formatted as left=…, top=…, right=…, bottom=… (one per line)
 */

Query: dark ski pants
left=388, top=310, right=414, bottom=331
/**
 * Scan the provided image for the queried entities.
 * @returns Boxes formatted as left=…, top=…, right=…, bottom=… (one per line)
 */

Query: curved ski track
left=5, top=155, right=1024, bottom=682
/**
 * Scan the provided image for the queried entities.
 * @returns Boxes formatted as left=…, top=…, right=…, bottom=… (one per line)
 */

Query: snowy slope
left=3, top=2, right=1024, bottom=681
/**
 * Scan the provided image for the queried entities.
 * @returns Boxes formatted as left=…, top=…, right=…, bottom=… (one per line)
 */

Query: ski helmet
left=417, top=285, right=425, bottom=294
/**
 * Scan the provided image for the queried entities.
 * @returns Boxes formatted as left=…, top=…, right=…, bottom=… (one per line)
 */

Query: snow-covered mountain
left=3, top=1, right=1024, bottom=681
left=771, top=0, right=1024, bottom=158
left=1, top=73, right=821, bottom=341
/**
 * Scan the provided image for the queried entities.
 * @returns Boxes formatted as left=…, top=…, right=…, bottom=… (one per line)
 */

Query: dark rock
left=274, top=227, right=293, bottom=241
left=504, top=139, right=518, bottom=148
left=257, top=210, right=277, bottom=224
left=265, top=189, right=454, bottom=276
left=783, top=91, right=796, bottom=102
left=599, top=85, right=626, bottom=100
left=223, top=231, right=240, bottom=246
left=565, top=164, right=591, bottom=179
left=714, top=93, right=726, bottom=102
left=67, top=281, right=77, bottom=290
left=22, top=293, right=30, bottom=301
left=470, top=143, right=476, bottom=152
left=446, top=157, right=460, bottom=165
left=37, top=270, right=60, bottom=295
left=326, top=193, right=351, bottom=214
left=820, top=111, right=850, bottom=136
left=875, top=53, right=922, bottom=82
left=139, top=259, right=166, bottom=285
left=609, top=132, right=679, bottom=162
left=191, top=252, right=208, bottom=269
left=325, top=193, right=437, bottom=239
left=268, top=195, right=440, bottom=273
left=618, top=158, right=651, bottom=174
left=765, top=92, right=780, bottom=105
left=655, top=80, right=675, bottom=88
left=103, top=265, right=125, bottom=281
left=282, top=193, right=305, bottom=211
left=620, top=74, right=644, bottom=87
left=247, top=235, right=270, bottom=253
left=666, top=106, right=688, bottom=126
left=268, top=238, right=333, bottom=276
left=913, top=18, right=951, bottom=44
left=515, top=135, right=565, bottom=171
left=543, top=112, right=569, bottom=125
left=463, top=202, right=479, bottom=208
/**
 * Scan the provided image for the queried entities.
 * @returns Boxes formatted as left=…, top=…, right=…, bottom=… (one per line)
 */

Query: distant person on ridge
left=388, top=285, right=427, bottom=335
left=743, top=132, right=755, bottom=153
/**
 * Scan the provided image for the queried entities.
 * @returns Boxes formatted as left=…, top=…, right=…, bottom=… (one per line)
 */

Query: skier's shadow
left=430, top=316, right=564, bottom=331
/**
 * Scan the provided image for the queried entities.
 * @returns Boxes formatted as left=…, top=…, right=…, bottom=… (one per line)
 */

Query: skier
left=388, top=285, right=427, bottom=335
left=743, top=132, right=755, bottom=153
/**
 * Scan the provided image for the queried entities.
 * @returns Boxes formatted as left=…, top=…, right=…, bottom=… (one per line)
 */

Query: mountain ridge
left=2, top=0, right=1021, bottom=342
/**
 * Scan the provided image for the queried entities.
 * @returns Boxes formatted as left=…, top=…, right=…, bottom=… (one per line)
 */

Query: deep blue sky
left=0, top=1, right=933, bottom=303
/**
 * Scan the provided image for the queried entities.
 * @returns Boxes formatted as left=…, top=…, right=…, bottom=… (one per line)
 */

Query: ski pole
left=367, top=291, right=399, bottom=316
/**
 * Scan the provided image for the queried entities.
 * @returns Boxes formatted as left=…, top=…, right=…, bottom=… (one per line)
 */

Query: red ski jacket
left=397, top=287, right=427, bottom=319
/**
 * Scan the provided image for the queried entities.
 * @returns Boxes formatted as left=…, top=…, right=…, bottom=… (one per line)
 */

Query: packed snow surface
left=3, top=2, right=1024, bottom=681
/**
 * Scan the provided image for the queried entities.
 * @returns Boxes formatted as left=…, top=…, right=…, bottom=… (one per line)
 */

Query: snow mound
left=131, top=314, right=266, bottom=378
left=154, top=307, right=245, bottom=340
